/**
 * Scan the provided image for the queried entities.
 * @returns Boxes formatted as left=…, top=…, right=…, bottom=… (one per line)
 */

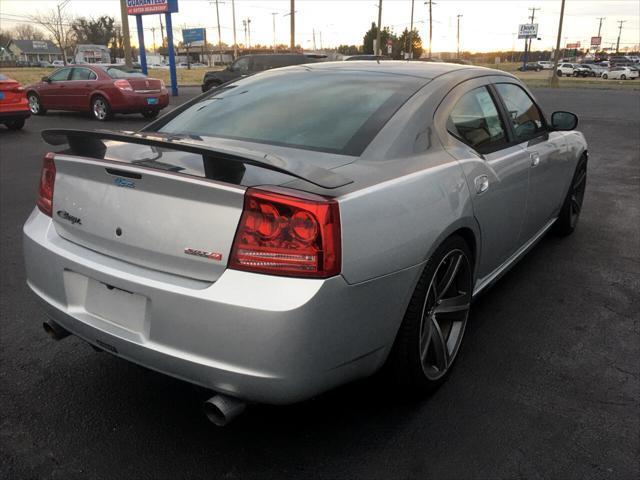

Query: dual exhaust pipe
left=43, top=318, right=247, bottom=426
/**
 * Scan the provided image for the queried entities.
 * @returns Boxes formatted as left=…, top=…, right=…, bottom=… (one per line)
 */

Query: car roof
left=291, top=60, right=491, bottom=80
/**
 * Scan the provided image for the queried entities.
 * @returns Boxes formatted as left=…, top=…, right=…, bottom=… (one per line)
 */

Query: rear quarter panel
left=335, top=74, right=482, bottom=285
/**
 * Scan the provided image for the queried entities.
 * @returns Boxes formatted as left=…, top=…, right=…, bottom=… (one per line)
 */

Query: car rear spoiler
left=41, top=129, right=353, bottom=189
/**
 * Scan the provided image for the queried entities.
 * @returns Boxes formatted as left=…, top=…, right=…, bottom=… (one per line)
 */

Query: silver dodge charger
left=23, top=62, right=588, bottom=425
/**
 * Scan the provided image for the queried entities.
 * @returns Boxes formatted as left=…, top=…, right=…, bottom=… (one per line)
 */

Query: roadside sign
left=590, top=36, right=602, bottom=47
left=387, top=44, right=392, bottom=54
left=127, top=0, right=178, bottom=15
left=566, top=42, right=580, bottom=49
left=518, top=23, right=538, bottom=39
left=182, top=28, right=206, bottom=46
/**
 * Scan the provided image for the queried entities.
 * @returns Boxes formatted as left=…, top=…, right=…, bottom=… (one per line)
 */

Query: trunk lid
left=43, top=129, right=352, bottom=283
left=0, top=80, right=25, bottom=105
left=51, top=154, right=245, bottom=283
left=127, top=77, right=163, bottom=92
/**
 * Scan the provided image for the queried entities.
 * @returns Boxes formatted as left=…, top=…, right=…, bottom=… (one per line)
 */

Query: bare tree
left=30, top=9, right=75, bottom=65
left=12, top=24, right=46, bottom=41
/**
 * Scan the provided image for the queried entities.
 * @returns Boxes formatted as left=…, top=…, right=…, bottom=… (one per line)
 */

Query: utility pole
left=425, top=0, right=435, bottom=59
left=376, top=1, right=383, bottom=56
left=319, top=31, right=323, bottom=50
left=151, top=27, right=156, bottom=54
left=596, top=17, right=605, bottom=37
left=290, top=0, right=295, bottom=52
left=457, top=14, right=462, bottom=58
left=407, top=0, right=415, bottom=59
left=594, top=17, right=605, bottom=54
left=247, top=18, right=251, bottom=48
left=231, top=0, right=237, bottom=59
left=119, top=0, right=133, bottom=67
left=242, top=20, right=247, bottom=47
left=616, top=20, right=626, bottom=53
left=550, top=0, right=566, bottom=87
left=158, top=18, right=164, bottom=47
left=213, top=0, right=223, bottom=65
left=272, top=12, right=277, bottom=53
left=527, top=7, right=540, bottom=54
left=312, top=28, right=316, bottom=51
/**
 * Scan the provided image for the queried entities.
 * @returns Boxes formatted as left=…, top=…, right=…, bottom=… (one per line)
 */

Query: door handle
left=530, top=152, right=540, bottom=167
left=474, top=175, right=489, bottom=194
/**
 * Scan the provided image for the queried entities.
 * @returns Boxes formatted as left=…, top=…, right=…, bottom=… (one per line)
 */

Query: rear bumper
left=0, top=109, right=30, bottom=122
left=23, top=209, right=419, bottom=404
left=110, top=90, right=170, bottom=113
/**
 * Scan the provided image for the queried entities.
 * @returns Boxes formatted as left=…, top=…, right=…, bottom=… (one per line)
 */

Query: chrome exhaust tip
left=204, top=394, right=246, bottom=426
left=42, top=319, right=70, bottom=341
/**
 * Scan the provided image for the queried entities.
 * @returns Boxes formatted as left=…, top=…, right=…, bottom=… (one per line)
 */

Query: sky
left=1, top=0, right=639, bottom=53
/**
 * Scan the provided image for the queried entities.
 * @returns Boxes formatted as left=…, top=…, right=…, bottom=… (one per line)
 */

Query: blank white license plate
left=84, top=279, right=147, bottom=333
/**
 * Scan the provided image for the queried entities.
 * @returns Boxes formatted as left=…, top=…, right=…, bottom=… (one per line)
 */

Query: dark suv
left=201, top=54, right=328, bottom=92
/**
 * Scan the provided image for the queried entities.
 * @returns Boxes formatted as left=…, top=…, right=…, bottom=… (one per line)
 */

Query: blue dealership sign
left=182, top=28, right=206, bottom=45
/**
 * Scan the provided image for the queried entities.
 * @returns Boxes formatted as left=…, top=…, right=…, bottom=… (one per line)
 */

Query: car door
left=437, top=80, right=531, bottom=280
left=39, top=67, right=72, bottom=108
left=493, top=82, right=570, bottom=241
left=68, top=67, right=97, bottom=110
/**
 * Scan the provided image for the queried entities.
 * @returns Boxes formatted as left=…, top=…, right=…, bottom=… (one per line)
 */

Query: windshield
left=157, top=68, right=424, bottom=155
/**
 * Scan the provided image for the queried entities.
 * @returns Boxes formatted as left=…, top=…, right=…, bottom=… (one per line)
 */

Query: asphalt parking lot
left=1, top=87, right=638, bottom=480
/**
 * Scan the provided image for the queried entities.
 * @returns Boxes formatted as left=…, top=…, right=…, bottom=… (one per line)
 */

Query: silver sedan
left=23, top=61, right=587, bottom=425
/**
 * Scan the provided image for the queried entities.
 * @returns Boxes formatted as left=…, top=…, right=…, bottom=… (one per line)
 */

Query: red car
left=0, top=74, right=30, bottom=130
left=26, top=64, right=169, bottom=121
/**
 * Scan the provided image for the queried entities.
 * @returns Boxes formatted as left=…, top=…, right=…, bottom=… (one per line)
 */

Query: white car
left=556, top=63, right=575, bottom=76
left=51, top=60, right=65, bottom=67
left=602, top=67, right=639, bottom=80
left=537, top=61, right=553, bottom=70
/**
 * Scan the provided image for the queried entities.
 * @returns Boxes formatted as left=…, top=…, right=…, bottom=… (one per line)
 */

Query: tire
left=573, top=72, right=579, bottom=77
left=5, top=119, right=25, bottom=130
left=620, top=74, right=626, bottom=80
left=602, top=74, right=608, bottom=79
left=27, top=93, right=46, bottom=115
left=554, top=156, right=587, bottom=236
left=91, top=95, right=111, bottom=121
left=557, top=70, right=562, bottom=77
left=386, top=235, right=473, bottom=396
left=141, top=109, right=159, bottom=119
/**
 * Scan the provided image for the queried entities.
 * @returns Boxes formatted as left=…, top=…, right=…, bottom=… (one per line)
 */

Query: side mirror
left=42, top=76, right=51, bottom=82
left=551, top=111, right=578, bottom=131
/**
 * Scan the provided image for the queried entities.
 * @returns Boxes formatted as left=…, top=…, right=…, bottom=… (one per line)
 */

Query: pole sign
left=128, top=0, right=180, bottom=96
left=566, top=42, right=580, bottom=49
left=518, top=23, right=538, bottom=39
left=127, top=0, right=178, bottom=15
left=182, top=28, right=206, bottom=46
left=590, top=36, right=602, bottom=47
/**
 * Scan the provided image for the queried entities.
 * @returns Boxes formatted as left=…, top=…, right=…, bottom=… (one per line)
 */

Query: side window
left=49, top=68, right=71, bottom=81
left=447, top=86, right=507, bottom=153
left=70, top=68, right=93, bottom=80
left=232, top=57, right=250, bottom=73
left=494, top=83, right=546, bottom=142
left=252, top=57, right=270, bottom=71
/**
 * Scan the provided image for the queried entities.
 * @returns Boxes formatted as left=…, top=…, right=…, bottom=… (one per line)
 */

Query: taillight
left=114, top=79, right=133, bottom=91
left=11, top=86, right=25, bottom=92
left=229, top=187, right=341, bottom=278
left=36, top=153, right=56, bottom=217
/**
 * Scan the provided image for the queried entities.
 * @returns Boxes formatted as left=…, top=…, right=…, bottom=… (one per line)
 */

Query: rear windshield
left=105, top=67, right=146, bottom=79
left=156, top=69, right=424, bottom=155
left=0, top=74, right=8, bottom=80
